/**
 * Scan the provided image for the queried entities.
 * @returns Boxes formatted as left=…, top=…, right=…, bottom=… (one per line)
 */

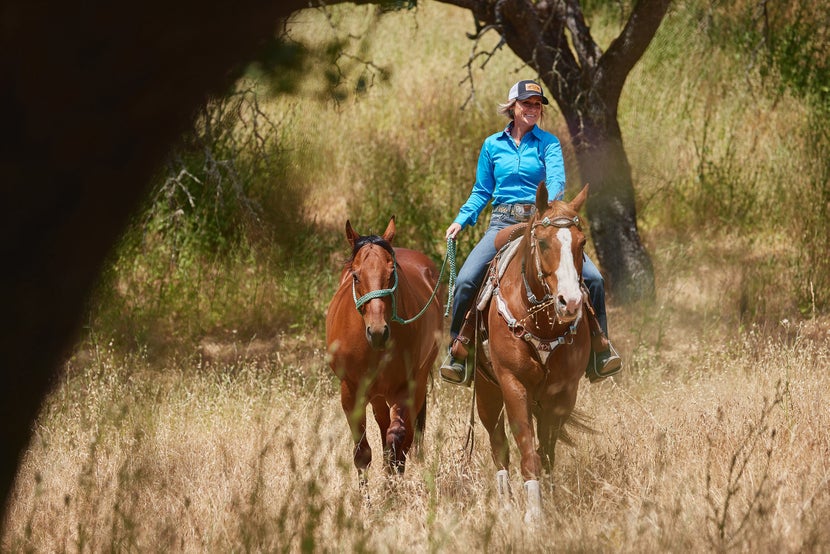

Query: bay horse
left=475, top=182, right=592, bottom=523
left=326, top=217, right=443, bottom=488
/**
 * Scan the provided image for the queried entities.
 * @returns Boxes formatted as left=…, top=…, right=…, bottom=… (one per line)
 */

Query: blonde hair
left=498, top=100, right=516, bottom=119
left=497, top=98, right=545, bottom=121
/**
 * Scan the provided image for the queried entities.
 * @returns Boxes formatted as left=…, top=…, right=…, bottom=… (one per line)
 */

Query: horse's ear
left=569, top=184, right=589, bottom=212
left=535, top=181, right=549, bottom=213
left=382, top=216, right=396, bottom=244
left=345, top=219, right=360, bottom=249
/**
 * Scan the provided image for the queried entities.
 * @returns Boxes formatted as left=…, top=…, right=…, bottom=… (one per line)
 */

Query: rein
left=352, top=238, right=457, bottom=325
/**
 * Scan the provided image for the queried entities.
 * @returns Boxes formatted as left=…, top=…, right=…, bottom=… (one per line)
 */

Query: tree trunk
left=570, top=115, right=655, bottom=303
left=437, top=0, right=668, bottom=303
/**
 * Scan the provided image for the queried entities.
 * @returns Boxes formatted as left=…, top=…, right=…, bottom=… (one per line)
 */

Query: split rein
left=352, top=238, right=457, bottom=325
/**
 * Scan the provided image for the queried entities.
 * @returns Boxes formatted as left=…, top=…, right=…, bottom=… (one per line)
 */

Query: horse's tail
left=559, top=408, right=597, bottom=446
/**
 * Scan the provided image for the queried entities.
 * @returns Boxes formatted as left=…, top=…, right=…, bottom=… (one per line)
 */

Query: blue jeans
left=450, top=212, right=609, bottom=339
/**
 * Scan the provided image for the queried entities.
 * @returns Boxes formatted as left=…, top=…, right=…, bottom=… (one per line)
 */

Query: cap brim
left=516, top=92, right=549, bottom=104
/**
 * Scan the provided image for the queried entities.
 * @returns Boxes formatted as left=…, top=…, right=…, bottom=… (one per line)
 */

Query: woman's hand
left=445, top=222, right=462, bottom=241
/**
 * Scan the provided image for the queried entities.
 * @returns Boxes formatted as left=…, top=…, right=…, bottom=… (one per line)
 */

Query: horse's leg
left=340, top=380, right=371, bottom=488
left=535, top=413, right=562, bottom=475
left=385, top=397, right=414, bottom=475
left=536, top=390, right=578, bottom=473
left=475, top=373, right=512, bottom=507
left=475, top=374, right=509, bottom=468
left=367, top=395, right=390, bottom=460
left=499, top=374, right=545, bottom=522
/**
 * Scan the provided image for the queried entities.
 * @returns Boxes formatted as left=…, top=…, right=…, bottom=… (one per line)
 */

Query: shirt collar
left=502, top=121, right=540, bottom=140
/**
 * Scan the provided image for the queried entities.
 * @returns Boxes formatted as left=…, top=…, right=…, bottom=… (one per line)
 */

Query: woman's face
left=513, top=96, right=544, bottom=129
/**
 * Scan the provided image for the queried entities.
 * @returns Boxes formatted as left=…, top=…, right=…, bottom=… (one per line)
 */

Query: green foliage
left=253, top=8, right=396, bottom=104
left=246, top=37, right=309, bottom=96
left=792, top=112, right=830, bottom=316
left=89, top=86, right=337, bottom=355
left=705, top=0, right=829, bottom=111
left=85, top=0, right=830, bottom=360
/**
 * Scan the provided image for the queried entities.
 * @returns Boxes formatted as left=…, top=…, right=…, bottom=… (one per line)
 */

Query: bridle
left=351, top=240, right=400, bottom=314
left=494, top=211, right=584, bottom=366
left=521, top=214, right=583, bottom=308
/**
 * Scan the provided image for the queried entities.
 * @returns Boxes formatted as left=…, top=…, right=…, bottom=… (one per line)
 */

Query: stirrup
left=585, top=343, right=622, bottom=383
left=440, top=354, right=471, bottom=386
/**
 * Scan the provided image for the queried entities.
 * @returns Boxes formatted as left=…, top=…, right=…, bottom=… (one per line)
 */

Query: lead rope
left=443, top=237, right=457, bottom=318
left=393, top=237, right=457, bottom=324
left=355, top=238, right=458, bottom=325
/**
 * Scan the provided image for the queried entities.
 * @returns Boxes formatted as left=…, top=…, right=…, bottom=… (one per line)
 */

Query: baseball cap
left=507, top=80, right=549, bottom=104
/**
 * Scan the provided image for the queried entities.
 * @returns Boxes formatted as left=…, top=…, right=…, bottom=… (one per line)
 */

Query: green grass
left=79, top=0, right=828, bottom=361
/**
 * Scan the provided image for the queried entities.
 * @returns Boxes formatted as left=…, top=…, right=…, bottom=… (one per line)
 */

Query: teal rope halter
left=352, top=238, right=457, bottom=325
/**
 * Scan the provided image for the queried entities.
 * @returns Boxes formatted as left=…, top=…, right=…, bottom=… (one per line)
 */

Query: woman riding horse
left=440, top=79, right=621, bottom=385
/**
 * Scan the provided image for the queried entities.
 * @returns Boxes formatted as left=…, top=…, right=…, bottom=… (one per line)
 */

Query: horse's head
left=346, top=216, right=397, bottom=350
left=524, top=182, right=589, bottom=324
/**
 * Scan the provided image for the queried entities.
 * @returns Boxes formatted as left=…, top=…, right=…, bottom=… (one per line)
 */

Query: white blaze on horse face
left=555, top=227, right=582, bottom=314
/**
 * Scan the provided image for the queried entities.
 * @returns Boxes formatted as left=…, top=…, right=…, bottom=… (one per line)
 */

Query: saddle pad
left=476, top=237, right=523, bottom=311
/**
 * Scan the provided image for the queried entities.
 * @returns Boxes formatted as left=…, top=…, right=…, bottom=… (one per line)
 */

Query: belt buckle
left=516, top=204, right=533, bottom=220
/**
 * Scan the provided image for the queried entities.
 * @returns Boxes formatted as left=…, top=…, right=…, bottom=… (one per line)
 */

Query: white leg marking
left=496, top=469, right=512, bottom=509
left=524, top=479, right=543, bottom=524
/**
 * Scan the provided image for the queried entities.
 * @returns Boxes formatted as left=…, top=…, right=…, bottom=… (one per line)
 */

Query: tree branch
left=562, top=0, right=602, bottom=71
left=595, top=0, right=671, bottom=102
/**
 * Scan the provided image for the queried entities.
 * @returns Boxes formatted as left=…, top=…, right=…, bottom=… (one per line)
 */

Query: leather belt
left=493, top=203, right=536, bottom=221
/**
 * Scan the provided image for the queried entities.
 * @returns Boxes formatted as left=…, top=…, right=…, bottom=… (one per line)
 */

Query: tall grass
left=3, top=313, right=829, bottom=551
left=4, top=0, right=830, bottom=551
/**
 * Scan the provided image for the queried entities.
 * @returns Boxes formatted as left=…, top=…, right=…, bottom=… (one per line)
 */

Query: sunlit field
left=5, top=309, right=829, bottom=551
left=3, top=1, right=829, bottom=552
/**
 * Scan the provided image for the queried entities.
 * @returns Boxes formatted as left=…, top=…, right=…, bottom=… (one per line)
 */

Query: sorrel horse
left=475, top=182, right=592, bottom=523
left=326, top=217, right=443, bottom=487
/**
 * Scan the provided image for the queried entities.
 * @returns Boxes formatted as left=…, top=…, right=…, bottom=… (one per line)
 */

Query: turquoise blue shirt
left=453, top=123, right=566, bottom=229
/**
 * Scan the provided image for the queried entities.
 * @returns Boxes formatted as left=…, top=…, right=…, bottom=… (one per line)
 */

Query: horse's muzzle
left=366, top=323, right=390, bottom=350
left=556, top=294, right=582, bottom=323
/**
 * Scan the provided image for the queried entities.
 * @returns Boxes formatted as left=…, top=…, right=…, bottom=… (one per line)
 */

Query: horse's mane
left=346, top=235, right=394, bottom=265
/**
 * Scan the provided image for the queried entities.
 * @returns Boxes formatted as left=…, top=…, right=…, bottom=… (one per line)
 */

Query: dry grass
left=3, top=293, right=829, bottom=552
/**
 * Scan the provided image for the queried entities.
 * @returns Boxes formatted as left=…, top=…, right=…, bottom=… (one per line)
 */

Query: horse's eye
left=351, top=271, right=359, bottom=283
left=537, top=239, right=550, bottom=252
